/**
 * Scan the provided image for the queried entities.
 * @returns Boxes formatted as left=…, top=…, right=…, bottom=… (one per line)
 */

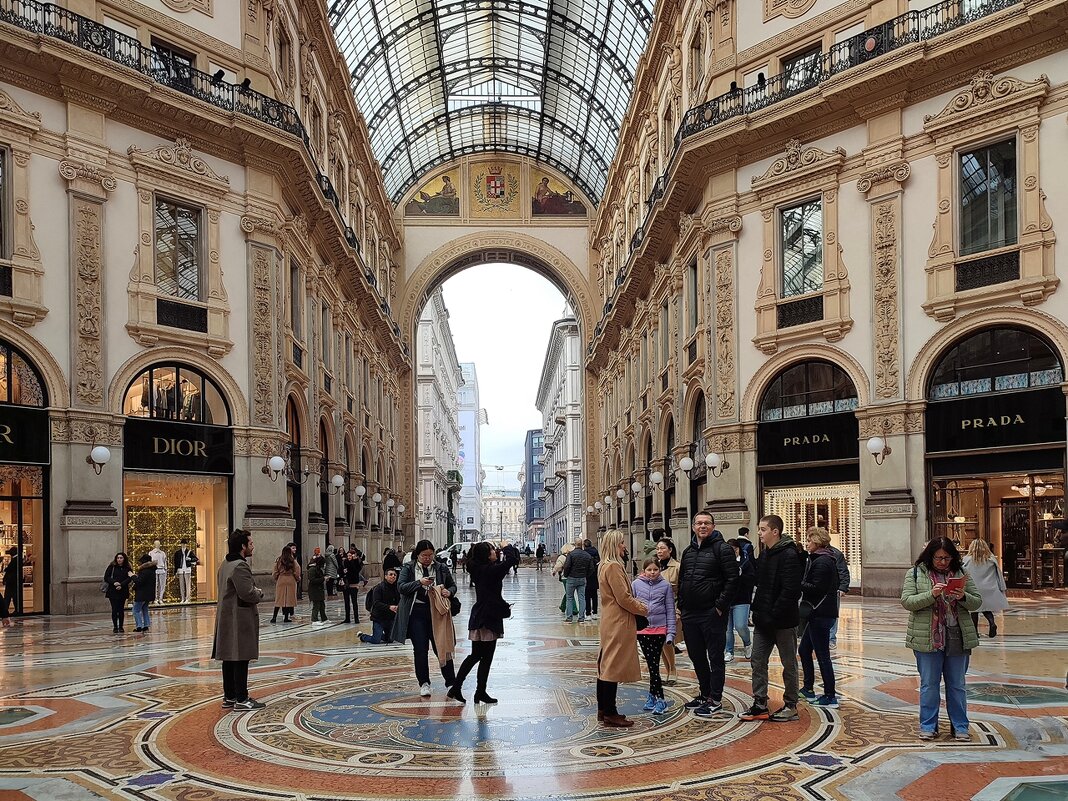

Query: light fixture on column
left=649, top=470, right=664, bottom=487
left=372, top=492, right=383, bottom=504
left=705, top=451, right=730, bottom=477
left=397, top=504, right=405, bottom=515
left=630, top=480, right=642, bottom=497
left=262, top=453, right=311, bottom=483
left=678, top=456, right=695, bottom=474
left=86, top=445, right=112, bottom=475
left=354, top=484, right=367, bottom=500
left=328, top=474, right=346, bottom=495
left=866, top=436, right=892, bottom=465
left=386, top=498, right=396, bottom=508
left=616, top=488, right=626, bottom=500
left=594, top=501, right=603, bottom=511
left=586, top=505, right=595, bottom=514
left=603, top=495, right=612, bottom=506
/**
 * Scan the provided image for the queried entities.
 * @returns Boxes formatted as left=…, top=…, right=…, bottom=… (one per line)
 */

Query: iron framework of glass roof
left=328, top=0, right=653, bottom=205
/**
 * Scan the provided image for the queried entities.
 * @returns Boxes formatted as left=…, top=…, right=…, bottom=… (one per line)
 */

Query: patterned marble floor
left=1, top=570, right=1067, bottom=801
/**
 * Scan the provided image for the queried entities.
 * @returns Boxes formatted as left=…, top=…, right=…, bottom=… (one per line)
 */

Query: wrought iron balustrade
left=955, top=250, right=1020, bottom=291
left=777, top=295, right=824, bottom=329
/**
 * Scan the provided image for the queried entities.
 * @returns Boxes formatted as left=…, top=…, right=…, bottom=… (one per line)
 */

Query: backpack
left=364, top=585, right=374, bottom=612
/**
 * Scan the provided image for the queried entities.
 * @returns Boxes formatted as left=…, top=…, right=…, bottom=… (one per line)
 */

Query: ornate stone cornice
left=751, top=139, right=846, bottom=193
left=856, top=162, right=910, bottom=196
left=127, top=138, right=230, bottom=194
left=923, top=70, right=1049, bottom=133
left=764, top=0, right=817, bottom=22
left=59, top=159, right=117, bottom=195
left=240, top=214, right=282, bottom=238
left=0, top=88, right=41, bottom=137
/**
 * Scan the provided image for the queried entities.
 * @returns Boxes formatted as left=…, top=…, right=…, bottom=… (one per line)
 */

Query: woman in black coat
left=104, top=552, right=135, bottom=633
left=446, top=541, right=514, bottom=704
left=798, top=527, right=841, bottom=707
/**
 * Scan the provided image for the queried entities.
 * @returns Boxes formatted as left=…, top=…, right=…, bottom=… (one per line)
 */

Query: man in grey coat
left=213, top=529, right=264, bottom=711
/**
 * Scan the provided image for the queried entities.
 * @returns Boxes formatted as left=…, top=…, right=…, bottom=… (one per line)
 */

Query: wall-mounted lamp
left=386, top=498, right=396, bottom=508
left=586, top=505, right=596, bottom=514
left=649, top=470, right=664, bottom=487
left=603, top=495, right=612, bottom=507
left=594, top=501, right=603, bottom=511
left=372, top=492, right=383, bottom=504
left=354, top=484, right=367, bottom=500
left=866, top=436, right=892, bottom=465
left=630, top=480, right=642, bottom=497
left=705, top=451, right=730, bottom=478
left=616, top=488, right=626, bottom=500
left=86, top=445, right=112, bottom=475
left=397, top=504, right=405, bottom=515
left=262, top=454, right=311, bottom=483
left=328, top=474, right=346, bottom=495
left=679, top=456, right=695, bottom=474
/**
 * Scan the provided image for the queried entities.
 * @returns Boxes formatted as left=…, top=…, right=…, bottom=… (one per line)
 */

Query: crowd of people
left=107, top=513, right=1002, bottom=743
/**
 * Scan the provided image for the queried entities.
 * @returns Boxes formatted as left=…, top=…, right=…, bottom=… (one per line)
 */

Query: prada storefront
left=122, top=363, right=233, bottom=604
left=757, top=360, right=862, bottom=586
left=926, top=328, right=1066, bottom=590
left=0, top=341, right=50, bottom=616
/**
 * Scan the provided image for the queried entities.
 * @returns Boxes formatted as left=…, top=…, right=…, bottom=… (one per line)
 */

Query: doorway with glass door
left=0, top=467, right=46, bottom=616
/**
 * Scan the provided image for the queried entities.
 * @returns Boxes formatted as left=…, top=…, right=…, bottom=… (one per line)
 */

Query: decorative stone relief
left=250, top=245, right=277, bottom=427
left=713, top=248, right=736, bottom=421
left=128, top=138, right=229, bottom=187
left=59, top=160, right=117, bottom=196
left=162, top=0, right=212, bottom=12
left=752, top=139, right=845, bottom=189
left=50, top=415, right=123, bottom=446
left=872, top=202, right=900, bottom=400
left=763, top=0, right=818, bottom=22
left=923, top=70, right=1049, bottom=127
left=72, top=200, right=105, bottom=407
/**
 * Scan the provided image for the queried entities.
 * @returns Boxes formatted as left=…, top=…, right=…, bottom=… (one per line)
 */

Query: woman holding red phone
left=901, top=537, right=982, bottom=741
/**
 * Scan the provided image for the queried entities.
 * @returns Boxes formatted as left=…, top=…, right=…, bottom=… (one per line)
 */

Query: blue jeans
left=133, top=601, right=150, bottom=630
left=914, top=648, right=970, bottom=733
left=360, top=620, right=391, bottom=644
left=799, top=615, right=835, bottom=697
left=564, top=577, right=586, bottom=620
left=725, top=604, right=751, bottom=655
left=829, top=617, right=839, bottom=645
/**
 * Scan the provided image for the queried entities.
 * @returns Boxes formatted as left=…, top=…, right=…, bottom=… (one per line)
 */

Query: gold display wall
left=763, top=482, right=862, bottom=585
left=127, top=505, right=195, bottom=605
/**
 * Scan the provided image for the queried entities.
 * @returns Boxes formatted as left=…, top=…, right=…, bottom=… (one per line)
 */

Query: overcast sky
left=439, top=263, right=570, bottom=491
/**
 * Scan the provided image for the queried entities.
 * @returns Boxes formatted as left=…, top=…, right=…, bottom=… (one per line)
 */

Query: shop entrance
left=763, top=482, right=862, bottom=585
left=0, top=468, right=46, bottom=614
left=930, top=472, right=1065, bottom=589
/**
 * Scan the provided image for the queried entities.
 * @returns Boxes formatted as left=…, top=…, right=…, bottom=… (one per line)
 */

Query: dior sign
left=124, top=418, right=233, bottom=474
left=926, top=388, right=1065, bottom=454
left=0, top=406, right=50, bottom=465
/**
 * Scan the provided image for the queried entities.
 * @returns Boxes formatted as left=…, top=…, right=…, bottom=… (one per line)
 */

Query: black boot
left=446, top=684, right=466, bottom=703
left=473, top=690, right=498, bottom=704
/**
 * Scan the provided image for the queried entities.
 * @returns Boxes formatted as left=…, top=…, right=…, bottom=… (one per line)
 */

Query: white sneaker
left=724, top=652, right=734, bottom=663
left=420, top=683, right=432, bottom=697
left=591, top=613, right=598, bottom=620
left=744, top=644, right=753, bottom=659
left=311, top=621, right=324, bottom=627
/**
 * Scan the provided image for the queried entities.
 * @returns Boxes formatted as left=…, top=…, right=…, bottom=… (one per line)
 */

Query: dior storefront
left=757, top=359, right=862, bottom=587
left=121, top=363, right=233, bottom=604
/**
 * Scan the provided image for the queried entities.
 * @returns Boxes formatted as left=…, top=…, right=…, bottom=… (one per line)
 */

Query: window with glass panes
left=959, top=139, right=1017, bottom=257
left=759, top=360, right=857, bottom=421
left=780, top=198, right=823, bottom=298
left=928, top=327, right=1062, bottom=400
left=154, top=198, right=202, bottom=300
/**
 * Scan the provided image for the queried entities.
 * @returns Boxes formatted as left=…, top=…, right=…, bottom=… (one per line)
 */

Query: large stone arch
left=399, top=232, right=595, bottom=349
left=740, top=344, right=872, bottom=424
left=108, top=346, right=249, bottom=427
left=906, top=306, right=1068, bottom=402
left=0, top=319, right=68, bottom=409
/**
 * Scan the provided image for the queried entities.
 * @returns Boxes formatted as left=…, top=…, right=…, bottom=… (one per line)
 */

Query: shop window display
left=122, top=364, right=227, bottom=424
left=763, top=483, right=861, bottom=586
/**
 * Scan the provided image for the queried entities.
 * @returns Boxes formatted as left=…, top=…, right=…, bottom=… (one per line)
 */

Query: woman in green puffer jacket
left=901, top=537, right=982, bottom=743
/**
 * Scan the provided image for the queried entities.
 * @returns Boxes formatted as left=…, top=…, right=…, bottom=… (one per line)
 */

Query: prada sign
left=926, top=387, right=1066, bottom=453
left=0, top=405, right=50, bottom=465
left=758, top=412, right=859, bottom=466
left=124, top=418, right=233, bottom=474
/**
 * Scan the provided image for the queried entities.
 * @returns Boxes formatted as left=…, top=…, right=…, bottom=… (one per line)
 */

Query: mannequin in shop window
left=173, top=538, right=199, bottom=604
left=140, top=375, right=151, bottom=416
left=149, top=540, right=168, bottom=604
left=155, top=377, right=179, bottom=420
left=180, top=379, right=200, bottom=422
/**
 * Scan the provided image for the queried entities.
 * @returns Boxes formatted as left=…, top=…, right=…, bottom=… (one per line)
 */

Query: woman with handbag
left=103, top=552, right=135, bottom=633
left=393, top=540, right=457, bottom=697
left=797, top=527, right=840, bottom=708
left=962, top=539, right=1008, bottom=638
left=596, top=530, right=648, bottom=727
left=447, top=541, right=513, bottom=704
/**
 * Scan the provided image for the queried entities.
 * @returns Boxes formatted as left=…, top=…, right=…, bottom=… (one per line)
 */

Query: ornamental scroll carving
left=923, top=71, right=1050, bottom=126
left=251, top=246, right=277, bottom=426
left=713, top=249, right=736, bottom=420
left=872, top=202, right=900, bottom=400
left=73, top=201, right=105, bottom=407
left=59, top=160, right=117, bottom=194
left=764, top=0, right=817, bottom=22
left=752, top=139, right=846, bottom=189
left=127, top=138, right=230, bottom=186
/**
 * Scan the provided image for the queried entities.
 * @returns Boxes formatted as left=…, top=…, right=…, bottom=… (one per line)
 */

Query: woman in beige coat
left=271, top=546, right=300, bottom=623
left=597, top=529, right=648, bottom=727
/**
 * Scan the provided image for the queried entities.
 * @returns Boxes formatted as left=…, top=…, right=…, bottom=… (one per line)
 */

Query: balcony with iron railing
left=0, top=0, right=401, bottom=349
left=593, top=0, right=1022, bottom=356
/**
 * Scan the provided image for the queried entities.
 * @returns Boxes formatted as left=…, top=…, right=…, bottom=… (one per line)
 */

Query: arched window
left=692, top=392, right=706, bottom=442
left=928, top=327, right=1063, bottom=400
left=0, top=342, right=46, bottom=407
left=123, top=364, right=229, bottom=425
left=760, top=360, right=857, bottom=421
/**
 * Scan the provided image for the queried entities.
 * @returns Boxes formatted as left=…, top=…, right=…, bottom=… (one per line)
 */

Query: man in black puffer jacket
left=677, top=512, right=738, bottom=717
left=739, top=514, right=804, bottom=724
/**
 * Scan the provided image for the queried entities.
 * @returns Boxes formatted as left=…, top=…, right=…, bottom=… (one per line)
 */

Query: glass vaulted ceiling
left=328, top=0, right=654, bottom=205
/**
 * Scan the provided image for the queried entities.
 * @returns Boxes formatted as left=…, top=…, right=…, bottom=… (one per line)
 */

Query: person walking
left=563, top=539, right=594, bottom=623
left=393, top=540, right=457, bottom=696
left=962, top=539, right=1008, bottom=638
left=213, top=529, right=265, bottom=711
left=271, top=546, right=300, bottom=623
left=307, top=555, right=328, bottom=624
left=632, top=557, right=675, bottom=715
left=103, top=553, right=135, bottom=633
left=359, top=567, right=400, bottom=644
left=502, top=541, right=521, bottom=575
left=596, top=530, right=648, bottom=727
left=654, top=538, right=682, bottom=684
left=342, top=546, right=366, bottom=623
left=447, top=542, right=515, bottom=704
left=739, top=514, right=803, bottom=723
left=724, top=537, right=755, bottom=663
left=536, top=542, right=546, bottom=570
left=798, top=528, right=840, bottom=707
left=583, top=538, right=601, bottom=620
left=677, top=512, right=739, bottom=718
left=902, top=537, right=982, bottom=740
left=383, top=546, right=402, bottom=574
left=132, top=554, right=157, bottom=633
left=1, top=546, right=18, bottom=619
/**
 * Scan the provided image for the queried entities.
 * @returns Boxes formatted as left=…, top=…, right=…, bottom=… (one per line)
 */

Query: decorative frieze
left=872, top=201, right=901, bottom=401
left=763, top=0, right=818, bottom=22
left=250, top=245, right=278, bottom=427
left=72, top=200, right=105, bottom=407
left=713, top=248, right=736, bottom=421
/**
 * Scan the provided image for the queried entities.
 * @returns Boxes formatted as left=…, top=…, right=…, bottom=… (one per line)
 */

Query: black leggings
left=271, top=606, right=294, bottom=622
left=596, top=679, right=618, bottom=716
left=637, top=633, right=666, bottom=698
left=453, top=639, right=498, bottom=692
left=109, top=596, right=125, bottom=630
left=971, top=611, right=996, bottom=629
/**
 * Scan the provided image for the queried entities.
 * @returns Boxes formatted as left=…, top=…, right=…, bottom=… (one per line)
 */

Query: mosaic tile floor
left=1, top=570, right=1067, bottom=800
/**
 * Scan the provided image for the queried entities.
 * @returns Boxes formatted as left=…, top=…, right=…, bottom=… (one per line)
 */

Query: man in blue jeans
left=677, top=512, right=739, bottom=718
left=562, top=539, right=594, bottom=622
